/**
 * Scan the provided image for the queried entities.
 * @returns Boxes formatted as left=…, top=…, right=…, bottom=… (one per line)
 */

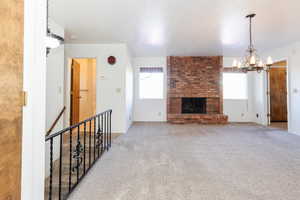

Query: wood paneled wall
left=0, top=0, right=24, bottom=199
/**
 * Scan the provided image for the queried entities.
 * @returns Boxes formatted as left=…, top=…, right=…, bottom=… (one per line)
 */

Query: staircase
left=45, top=110, right=112, bottom=200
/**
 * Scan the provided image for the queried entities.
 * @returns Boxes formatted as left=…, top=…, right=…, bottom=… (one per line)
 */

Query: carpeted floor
left=68, top=122, right=300, bottom=200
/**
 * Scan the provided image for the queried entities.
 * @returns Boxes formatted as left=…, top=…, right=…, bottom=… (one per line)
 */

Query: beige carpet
left=68, top=122, right=300, bottom=200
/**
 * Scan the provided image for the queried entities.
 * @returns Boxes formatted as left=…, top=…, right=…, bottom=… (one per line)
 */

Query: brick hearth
left=167, top=56, right=228, bottom=124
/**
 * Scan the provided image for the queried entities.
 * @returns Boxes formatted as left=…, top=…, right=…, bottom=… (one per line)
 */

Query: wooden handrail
left=46, top=106, right=66, bottom=137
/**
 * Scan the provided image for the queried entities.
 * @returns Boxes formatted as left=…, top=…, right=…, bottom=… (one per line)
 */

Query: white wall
left=125, top=49, right=134, bottom=131
left=22, top=0, right=47, bottom=199
left=46, top=48, right=64, bottom=133
left=64, top=44, right=133, bottom=133
left=259, top=42, right=300, bottom=135
left=132, top=56, right=254, bottom=123
left=223, top=100, right=251, bottom=122
left=223, top=57, right=254, bottom=122
left=248, top=71, right=268, bottom=125
left=45, top=20, right=65, bottom=177
left=133, top=57, right=167, bottom=122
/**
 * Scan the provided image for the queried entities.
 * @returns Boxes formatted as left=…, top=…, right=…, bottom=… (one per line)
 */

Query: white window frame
left=138, top=67, right=164, bottom=100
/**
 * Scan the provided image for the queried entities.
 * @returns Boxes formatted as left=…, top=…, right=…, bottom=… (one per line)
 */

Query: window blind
left=140, top=67, right=163, bottom=73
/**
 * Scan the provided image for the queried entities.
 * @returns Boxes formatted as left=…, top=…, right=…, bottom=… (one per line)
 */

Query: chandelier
left=232, top=14, right=273, bottom=72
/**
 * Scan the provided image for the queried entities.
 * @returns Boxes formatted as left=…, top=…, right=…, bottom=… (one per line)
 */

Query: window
left=223, top=73, right=248, bottom=99
left=139, top=67, right=164, bottom=99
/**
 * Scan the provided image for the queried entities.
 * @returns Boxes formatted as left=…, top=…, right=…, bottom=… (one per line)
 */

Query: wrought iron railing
left=45, top=109, right=112, bottom=200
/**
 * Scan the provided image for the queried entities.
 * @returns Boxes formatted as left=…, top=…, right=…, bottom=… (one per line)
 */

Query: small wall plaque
left=108, top=56, right=116, bottom=65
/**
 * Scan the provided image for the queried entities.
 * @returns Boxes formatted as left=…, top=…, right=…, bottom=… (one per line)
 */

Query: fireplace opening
left=182, top=98, right=207, bottom=114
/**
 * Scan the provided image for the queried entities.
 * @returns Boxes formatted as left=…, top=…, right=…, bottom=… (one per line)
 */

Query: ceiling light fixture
left=232, top=14, right=273, bottom=72
left=46, top=0, right=64, bottom=54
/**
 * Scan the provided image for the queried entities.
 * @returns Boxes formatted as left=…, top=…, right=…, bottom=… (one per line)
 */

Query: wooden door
left=0, top=0, right=24, bottom=199
left=70, top=60, right=81, bottom=125
left=269, top=68, right=288, bottom=122
left=75, top=58, right=97, bottom=121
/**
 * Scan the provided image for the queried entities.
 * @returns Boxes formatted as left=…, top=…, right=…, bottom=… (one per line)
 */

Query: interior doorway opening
left=70, top=58, right=97, bottom=125
left=268, top=60, right=288, bottom=130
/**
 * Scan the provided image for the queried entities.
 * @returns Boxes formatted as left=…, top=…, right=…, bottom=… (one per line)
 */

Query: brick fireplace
left=167, top=56, right=228, bottom=124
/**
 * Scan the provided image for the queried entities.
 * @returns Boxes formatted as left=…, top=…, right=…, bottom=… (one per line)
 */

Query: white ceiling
left=51, top=0, right=300, bottom=57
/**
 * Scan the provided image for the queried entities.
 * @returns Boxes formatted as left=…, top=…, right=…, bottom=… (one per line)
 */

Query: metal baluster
left=101, top=114, right=104, bottom=155
left=49, top=138, right=53, bottom=200
left=58, top=134, right=63, bottom=200
left=83, top=122, right=86, bottom=173
left=94, top=117, right=96, bottom=161
left=102, top=113, right=105, bottom=153
left=89, top=120, right=91, bottom=167
left=107, top=112, right=109, bottom=148
left=103, top=113, right=105, bottom=151
left=97, top=115, right=100, bottom=157
left=105, top=112, right=107, bottom=150
left=107, top=112, right=109, bottom=150
left=76, top=126, right=80, bottom=182
left=104, top=112, right=106, bottom=150
left=69, top=129, right=72, bottom=192
left=110, top=111, right=112, bottom=148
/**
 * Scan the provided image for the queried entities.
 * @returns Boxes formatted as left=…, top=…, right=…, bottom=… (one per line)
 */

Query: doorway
left=268, top=60, right=288, bottom=130
left=70, top=58, right=97, bottom=125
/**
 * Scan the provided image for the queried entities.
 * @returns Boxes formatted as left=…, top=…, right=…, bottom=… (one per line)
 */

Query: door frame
left=22, top=0, right=47, bottom=199
left=65, top=57, right=97, bottom=127
left=266, top=59, right=290, bottom=129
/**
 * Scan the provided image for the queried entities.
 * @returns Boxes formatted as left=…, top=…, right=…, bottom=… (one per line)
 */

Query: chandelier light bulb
left=250, top=56, right=256, bottom=65
left=237, top=61, right=242, bottom=68
left=232, top=59, right=238, bottom=67
left=267, top=56, right=273, bottom=66
left=258, top=60, right=263, bottom=67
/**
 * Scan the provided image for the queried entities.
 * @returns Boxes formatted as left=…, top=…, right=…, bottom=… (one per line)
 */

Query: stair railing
left=45, top=109, right=112, bottom=200
left=46, top=106, right=66, bottom=137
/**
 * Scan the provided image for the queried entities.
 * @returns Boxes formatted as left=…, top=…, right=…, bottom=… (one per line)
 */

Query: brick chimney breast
left=167, top=56, right=228, bottom=124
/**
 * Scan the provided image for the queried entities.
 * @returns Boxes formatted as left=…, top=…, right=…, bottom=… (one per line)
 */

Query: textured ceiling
left=51, top=0, right=300, bottom=56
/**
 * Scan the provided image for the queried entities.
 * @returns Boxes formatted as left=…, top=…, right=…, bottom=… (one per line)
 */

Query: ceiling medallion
left=232, top=14, right=273, bottom=73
